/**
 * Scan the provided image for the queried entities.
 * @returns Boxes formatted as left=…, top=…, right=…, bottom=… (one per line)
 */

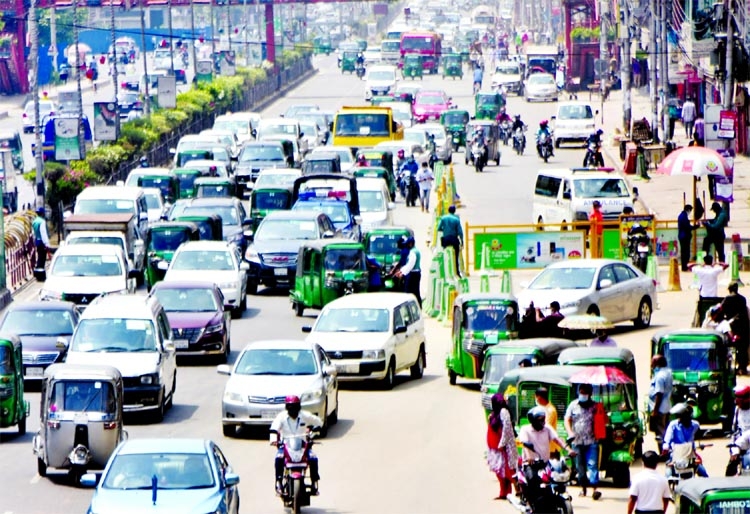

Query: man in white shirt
left=416, top=161, right=434, bottom=212
left=396, top=236, right=422, bottom=308
left=689, top=255, right=729, bottom=298
left=627, top=450, right=671, bottom=514
left=518, top=407, right=570, bottom=463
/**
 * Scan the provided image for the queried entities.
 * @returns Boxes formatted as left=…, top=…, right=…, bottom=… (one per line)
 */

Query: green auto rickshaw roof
left=364, top=225, right=414, bottom=237
left=676, top=477, right=750, bottom=504
left=195, top=177, right=233, bottom=185
left=43, top=363, right=122, bottom=382
left=652, top=329, right=725, bottom=345
left=147, top=221, right=199, bottom=233
left=557, top=346, right=635, bottom=367
left=454, top=292, right=517, bottom=307
left=485, top=338, right=579, bottom=357
left=173, top=168, right=203, bottom=176
left=300, top=238, right=365, bottom=252
left=0, top=333, right=21, bottom=350
left=499, top=364, right=589, bottom=388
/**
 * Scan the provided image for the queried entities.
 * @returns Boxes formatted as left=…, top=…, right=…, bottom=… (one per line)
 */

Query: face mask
left=653, top=367, right=661, bottom=373
left=578, top=394, right=590, bottom=403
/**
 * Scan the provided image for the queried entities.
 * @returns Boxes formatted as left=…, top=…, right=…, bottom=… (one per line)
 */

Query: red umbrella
left=568, top=365, right=633, bottom=385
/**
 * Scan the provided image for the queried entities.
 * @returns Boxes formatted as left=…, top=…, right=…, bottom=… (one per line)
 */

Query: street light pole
left=649, top=0, right=660, bottom=142
left=620, top=0, right=632, bottom=133
left=110, top=0, right=120, bottom=135
left=74, top=0, right=83, bottom=156
left=189, top=0, right=197, bottom=78
left=168, top=0, right=174, bottom=73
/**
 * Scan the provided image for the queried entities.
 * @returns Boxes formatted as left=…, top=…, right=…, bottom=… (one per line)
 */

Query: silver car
left=421, top=123, right=453, bottom=164
left=217, top=340, right=339, bottom=436
left=516, top=259, right=656, bottom=328
left=524, top=73, right=559, bottom=102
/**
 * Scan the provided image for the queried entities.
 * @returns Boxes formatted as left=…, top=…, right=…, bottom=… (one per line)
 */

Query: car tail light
left=652, top=279, right=658, bottom=287
left=103, top=421, right=118, bottom=430
left=22, top=113, right=27, bottom=118
left=121, top=82, right=127, bottom=88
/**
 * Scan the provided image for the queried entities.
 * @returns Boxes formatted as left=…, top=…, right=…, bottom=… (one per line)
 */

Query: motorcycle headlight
left=223, top=390, right=243, bottom=403
left=301, top=390, right=323, bottom=403
left=362, top=349, right=385, bottom=359
left=205, top=323, right=223, bottom=334
left=245, top=248, right=261, bottom=263
left=39, top=289, right=63, bottom=301
left=140, top=373, right=159, bottom=385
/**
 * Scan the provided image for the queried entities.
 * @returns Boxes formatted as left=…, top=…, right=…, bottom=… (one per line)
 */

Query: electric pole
left=189, top=0, right=197, bottom=77
left=649, top=0, right=660, bottom=142
left=620, top=0, right=632, bottom=133
left=29, top=0, right=44, bottom=206
left=599, top=0, right=609, bottom=124
left=168, top=0, right=175, bottom=73
left=110, top=0, right=120, bottom=136
left=724, top=1, right=735, bottom=110
left=139, top=1, right=150, bottom=115
left=660, top=0, right=670, bottom=139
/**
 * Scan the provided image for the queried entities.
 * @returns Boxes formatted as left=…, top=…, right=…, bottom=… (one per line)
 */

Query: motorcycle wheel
left=292, top=478, right=303, bottom=514
left=543, top=152, right=549, bottom=163
left=559, top=498, right=574, bottom=514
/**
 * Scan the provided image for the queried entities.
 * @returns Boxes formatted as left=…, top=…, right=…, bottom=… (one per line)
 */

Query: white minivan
left=73, top=186, right=149, bottom=237
left=532, top=168, right=634, bottom=227
left=356, top=177, right=394, bottom=230
left=302, top=293, right=426, bottom=390
left=552, top=101, right=597, bottom=147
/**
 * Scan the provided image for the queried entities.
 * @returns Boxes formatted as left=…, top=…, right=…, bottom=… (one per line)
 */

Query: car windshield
left=240, top=146, right=285, bottom=162
left=418, top=94, right=446, bottom=105
left=175, top=173, right=198, bottom=190
left=293, top=202, right=349, bottom=223
left=528, top=266, right=596, bottom=290
left=214, top=119, right=250, bottom=134
left=573, top=178, right=629, bottom=198
left=404, top=131, right=426, bottom=144
left=464, top=302, right=517, bottom=331
left=149, top=229, right=190, bottom=252
left=177, top=206, right=239, bottom=226
left=315, top=308, right=389, bottom=332
left=366, top=233, right=403, bottom=254
left=359, top=190, right=386, bottom=212
left=103, top=453, right=215, bottom=490
left=369, top=71, right=395, bottom=81
left=260, top=123, right=297, bottom=137
left=235, top=348, right=317, bottom=375
left=299, top=121, right=317, bottom=134
left=495, top=65, right=520, bottom=75
left=144, top=193, right=162, bottom=209
left=529, top=74, right=554, bottom=85
left=256, top=173, right=298, bottom=188
left=1, top=309, right=75, bottom=336
left=67, top=236, right=125, bottom=253
left=71, top=318, right=157, bottom=352
left=477, top=95, right=500, bottom=106
left=51, top=254, right=123, bottom=277
left=324, top=248, right=366, bottom=271
left=335, top=113, right=390, bottom=137
left=664, top=342, right=719, bottom=371
left=423, top=126, right=447, bottom=140
left=50, top=380, right=115, bottom=413
left=443, top=112, right=470, bottom=124
left=172, top=250, right=235, bottom=271
left=483, top=353, right=534, bottom=383
left=75, top=199, right=134, bottom=215
left=253, top=191, right=290, bottom=211
left=256, top=219, right=319, bottom=240
left=558, top=105, right=594, bottom=120
left=154, top=287, right=218, bottom=312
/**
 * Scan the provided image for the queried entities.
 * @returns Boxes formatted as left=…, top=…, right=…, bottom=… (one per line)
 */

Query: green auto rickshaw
left=0, top=335, right=28, bottom=435
left=356, top=150, right=394, bottom=176
left=313, top=36, right=332, bottom=56
left=363, top=226, right=413, bottom=290
left=651, top=329, right=735, bottom=430
left=341, top=51, right=358, bottom=74
left=174, top=215, right=223, bottom=241
left=353, top=166, right=397, bottom=202
left=144, top=221, right=201, bottom=290
left=676, top=477, right=750, bottom=514
left=474, top=91, right=506, bottom=120
left=195, top=176, right=237, bottom=198
left=402, top=55, right=423, bottom=80
left=137, top=173, right=180, bottom=204
left=442, top=54, right=463, bottom=79
left=173, top=168, right=204, bottom=199
left=446, top=293, right=520, bottom=385
left=441, top=109, right=471, bottom=152
left=290, top=239, right=368, bottom=317
left=250, top=185, right=294, bottom=229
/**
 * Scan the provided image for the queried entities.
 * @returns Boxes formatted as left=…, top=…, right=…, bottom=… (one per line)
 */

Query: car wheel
left=410, top=346, right=425, bottom=379
left=37, top=458, right=47, bottom=477
left=329, top=392, right=339, bottom=425
left=247, top=279, right=258, bottom=295
left=152, top=389, right=165, bottom=423
left=586, top=304, right=600, bottom=316
left=633, top=297, right=652, bottom=328
left=223, top=423, right=237, bottom=438
left=381, top=359, right=396, bottom=390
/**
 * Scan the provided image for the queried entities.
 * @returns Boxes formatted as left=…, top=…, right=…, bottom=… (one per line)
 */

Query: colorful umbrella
left=656, top=146, right=729, bottom=178
left=557, top=315, right=614, bottom=331
left=568, top=365, right=634, bottom=385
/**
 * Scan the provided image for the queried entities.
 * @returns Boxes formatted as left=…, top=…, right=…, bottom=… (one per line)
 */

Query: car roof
left=7, top=300, right=77, bottom=311
left=117, top=438, right=209, bottom=455
left=455, top=292, right=518, bottom=304
left=54, top=243, right=124, bottom=256
left=82, top=294, right=161, bottom=320
left=543, top=258, right=629, bottom=269
left=324, top=292, right=416, bottom=309
left=536, top=168, right=619, bottom=179
left=258, top=168, right=299, bottom=174
left=676, top=477, right=750, bottom=502
left=77, top=186, right=144, bottom=200
left=240, top=339, right=317, bottom=352
left=152, top=280, right=219, bottom=291
left=355, top=177, right=389, bottom=191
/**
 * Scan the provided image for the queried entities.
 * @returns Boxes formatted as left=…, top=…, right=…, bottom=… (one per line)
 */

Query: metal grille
left=122, top=377, right=141, bottom=389
left=248, top=396, right=286, bottom=404
left=23, top=352, right=59, bottom=364
left=172, top=328, right=202, bottom=344
left=328, top=351, right=363, bottom=360
left=260, top=253, right=297, bottom=267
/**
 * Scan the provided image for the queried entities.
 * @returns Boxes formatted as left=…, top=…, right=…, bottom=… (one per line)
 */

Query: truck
left=0, top=149, right=18, bottom=213
left=331, top=106, right=404, bottom=152
left=63, top=213, right=146, bottom=284
left=525, top=45, right=559, bottom=77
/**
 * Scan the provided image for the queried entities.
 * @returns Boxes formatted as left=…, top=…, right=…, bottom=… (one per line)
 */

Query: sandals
left=592, top=491, right=602, bottom=500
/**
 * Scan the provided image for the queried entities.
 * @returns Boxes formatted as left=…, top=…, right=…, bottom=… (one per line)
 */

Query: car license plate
left=261, top=410, right=277, bottom=419
left=337, top=363, right=359, bottom=374
left=274, top=268, right=287, bottom=276
left=26, top=367, right=43, bottom=377
left=175, top=339, right=189, bottom=349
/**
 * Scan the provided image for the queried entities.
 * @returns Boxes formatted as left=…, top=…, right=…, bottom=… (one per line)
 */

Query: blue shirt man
left=473, top=66, right=483, bottom=85
left=663, top=403, right=708, bottom=477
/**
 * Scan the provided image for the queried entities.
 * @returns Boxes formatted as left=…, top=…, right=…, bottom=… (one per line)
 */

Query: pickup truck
left=63, top=213, right=145, bottom=284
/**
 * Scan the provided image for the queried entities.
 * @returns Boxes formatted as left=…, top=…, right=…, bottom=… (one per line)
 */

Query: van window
left=408, top=301, right=421, bottom=322
left=156, top=310, right=171, bottom=343
left=558, top=104, right=594, bottom=120
left=562, top=180, right=571, bottom=199
left=398, top=303, right=412, bottom=326
left=393, top=308, right=405, bottom=330
left=572, top=178, right=628, bottom=198
left=535, top=175, right=561, bottom=198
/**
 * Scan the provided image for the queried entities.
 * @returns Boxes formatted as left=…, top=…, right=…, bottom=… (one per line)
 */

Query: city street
left=0, top=54, right=745, bottom=513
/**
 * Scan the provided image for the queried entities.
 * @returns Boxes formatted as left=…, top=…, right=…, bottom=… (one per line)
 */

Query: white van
left=73, top=186, right=149, bottom=237
left=532, top=168, right=634, bottom=227
left=356, top=177, right=394, bottom=230
left=256, top=118, right=307, bottom=156
left=552, top=101, right=597, bottom=147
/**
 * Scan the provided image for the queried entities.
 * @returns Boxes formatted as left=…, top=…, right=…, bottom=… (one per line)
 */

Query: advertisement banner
left=718, top=110, right=737, bottom=139
left=653, top=226, right=708, bottom=264
left=474, top=231, right=585, bottom=270
left=93, top=101, right=118, bottom=141
left=157, top=75, right=177, bottom=109
left=714, top=148, right=735, bottom=203
left=218, top=51, right=236, bottom=76
left=54, top=118, right=82, bottom=161
left=196, top=59, right=213, bottom=83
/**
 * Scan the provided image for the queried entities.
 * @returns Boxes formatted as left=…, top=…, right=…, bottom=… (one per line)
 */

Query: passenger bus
left=399, top=31, right=442, bottom=74
left=472, top=6, right=496, bottom=27
left=331, top=106, right=404, bottom=151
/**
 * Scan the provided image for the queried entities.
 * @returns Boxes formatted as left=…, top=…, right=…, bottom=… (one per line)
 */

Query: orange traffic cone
left=667, top=256, right=682, bottom=292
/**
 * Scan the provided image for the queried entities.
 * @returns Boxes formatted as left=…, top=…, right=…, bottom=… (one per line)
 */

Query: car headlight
left=301, top=390, right=323, bottom=403
left=362, top=349, right=385, bottom=359
left=40, top=289, right=63, bottom=301
left=223, top=390, right=243, bottom=403
left=205, top=323, right=223, bottom=334
left=140, top=373, right=159, bottom=385
left=245, top=248, right=260, bottom=263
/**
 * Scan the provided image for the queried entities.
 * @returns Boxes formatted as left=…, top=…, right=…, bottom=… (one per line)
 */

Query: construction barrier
left=5, top=210, right=37, bottom=292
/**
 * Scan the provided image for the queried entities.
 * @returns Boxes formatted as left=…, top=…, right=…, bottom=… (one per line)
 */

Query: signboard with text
left=474, top=231, right=585, bottom=270
left=54, top=118, right=83, bottom=161
left=93, top=102, right=118, bottom=141
left=718, top=110, right=737, bottom=139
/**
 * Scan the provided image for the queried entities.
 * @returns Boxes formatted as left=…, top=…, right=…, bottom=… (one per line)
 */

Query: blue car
left=82, top=438, right=240, bottom=514
left=292, top=194, right=361, bottom=241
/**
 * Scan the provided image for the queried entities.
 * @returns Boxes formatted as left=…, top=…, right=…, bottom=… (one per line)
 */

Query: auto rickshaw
left=675, top=477, right=750, bottom=514
left=353, top=166, right=397, bottom=201
left=341, top=51, right=358, bottom=74
left=0, top=335, right=28, bottom=435
left=250, top=185, right=294, bottom=229
left=173, top=168, right=204, bottom=199
left=137, top=173, right=180, bottom=204
left=174, top=149, right=213, bottom=168
left=651, top=329, right=735, bottom=430
left=313, top=36, right=332, bottom=56
left=474, top=91, right=506, bottom=121
left=442, top=53, right=463, bottom=79
left=402, top=55, right=423, bottom=80
left=144, top=221, right=201, bottom=290
left=290, top=239, right=369, bottom=317
left=446, top=293, right=520, bottom=385
left=440, top=109, right=471, bottom=152
left=33, top=364, right=126, bottom=482
left=195, top=176, right=237, bottom=198
left=363, top=226, right=413, bottom=289
left=174, top=214, right=223, bottom=241
left=465, top=119, right=501, bottom=166
left=0, top=129, right=24, bottom=171
left=356, top=149, right=394, bottom=175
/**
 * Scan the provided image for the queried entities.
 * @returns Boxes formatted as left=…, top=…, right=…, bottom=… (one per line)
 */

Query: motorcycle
left=583, top=140, right=605, bottom=167
left=509, top=445, right=573, bottom=514
left=275, top=433, right=317, bottom=514
left=726, top=440, right=750, bottom=476
left=513, top=127, right=526, bottom=156
left=537, top=132, right=553, bottom=163
left=427, top=135, right=439, bottom=168
left=499, top=120, right=512, bottom=146
left=356, top=63, right=366, bottom=79
left=451, top=130, right=462, bottom=152
left=401, top=170, right=419, bottom=207
left=627, top=225, right=650, bottom=273
left=667, top=442, right=712, bottom=492
left=471, top=139, right=486, bottom=173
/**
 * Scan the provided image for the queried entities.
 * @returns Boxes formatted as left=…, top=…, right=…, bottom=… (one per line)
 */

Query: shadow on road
left=0, top=430, right=33, bottom=444
left=339, top=373, right=439, bottom=392
left=124, top=403, right=199, bottom=425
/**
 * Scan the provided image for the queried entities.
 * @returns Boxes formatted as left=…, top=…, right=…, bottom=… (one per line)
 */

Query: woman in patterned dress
left=486, top=393, right=518, bottom=499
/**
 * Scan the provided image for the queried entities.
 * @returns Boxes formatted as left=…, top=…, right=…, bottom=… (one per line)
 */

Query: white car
left=298, top=119, right=323, bottom=150
left=23, top=99, right=57, bottom=133
left=356, top=177, right=394, bottom=229
left=552, top=101, right=597, bottom=147
left=365, top=65, right=398, bottom=101
left=524, top=73, right=559, bottom=102
left=164, top=241, right=249, bottom=317
left=420, top=123, right=453, bottom=164
left=491, top=61, right=523, bottom=95
left=142, top=187, right=166, bottom=224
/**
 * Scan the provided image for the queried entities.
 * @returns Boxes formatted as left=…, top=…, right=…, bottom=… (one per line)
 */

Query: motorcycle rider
left=511, top=114, right=526, bottom=150
left=584, top=129, right=605, bottom=166
left=519, top=407, right=572, bottom=463
left=395, top=148, right=406, bottom=172
left=496, top=107, right=512, bottom=125
left=470, top=127, right=488, bottom=166
left=398, top=155, right=419, bottom=200
left=726, top=385, right=750, bottom=476
left=662, top=402, right=708, bottom=477
left=536, top=120, right=554, bottom=158
left=473, top=64, right=484, bottom=92
left=270, top=395, right=323, bottom=496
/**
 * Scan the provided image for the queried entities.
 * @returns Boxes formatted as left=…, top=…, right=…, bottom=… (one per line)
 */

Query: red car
left=412, top=90, right=452, bottom=123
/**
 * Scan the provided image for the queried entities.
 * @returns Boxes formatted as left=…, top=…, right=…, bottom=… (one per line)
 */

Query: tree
left=38, top=8, right=88, bottom=48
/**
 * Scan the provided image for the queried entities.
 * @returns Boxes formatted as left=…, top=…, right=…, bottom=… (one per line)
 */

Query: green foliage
left=38, top=8, right=87, bottom=48
left=44, top=162, right=99, bottom=209
left=83, top=145, right=130, bottom=176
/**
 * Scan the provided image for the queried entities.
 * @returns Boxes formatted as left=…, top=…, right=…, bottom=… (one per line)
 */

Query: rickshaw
left=195, top=176, right=237, bottom=198
left=174, top=214, right=223, bottom=241
left=302, top=153, right=342, bottom=175
left=402, top=55, right=423, bottom=80
left=249, top=185, right=294, bottom=229
left=446, top=293, right=520, bottom=385
left=137, top=173, right=179, bottom=204
left=144, top=221, right=201, bottom=290
left=353, top=166, right=397, bottom=201
left=0, top=335, right=28, bottom=435
left=341, top=51, right=358, bottom=74
left=442, top=53, right=463, bottom=79
left=651, top=329, right=736, bottom=430
left=675, top=477, right=750, bottom=514
left=290, top=239, right=369, bottom=317
left=33, top=364, right=126, bottom=483
left=474, top=91, right=506, bottom=120
left=363, top=226, right=413, bottom=289
left=0, top=129, right=24, bottom=171
left=465, top=119, right=501, bottom=166
left=173, top=168, right=204, bottom=199
left=355, top=149, right=394, bottom=177
left=313, top=36, right=332, bottom=56
left=174, top=149, right=212, bottom=168
left=440, top=109, right=471, bottom=151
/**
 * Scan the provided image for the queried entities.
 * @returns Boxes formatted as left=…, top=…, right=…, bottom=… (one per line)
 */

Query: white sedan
left=524, top=72, right=559, bottom=102
left=165, top=241, right=248, bottom=317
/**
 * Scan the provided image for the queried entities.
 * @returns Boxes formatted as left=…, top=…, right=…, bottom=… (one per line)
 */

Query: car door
left=392, top=305, right=408, bottom=370
left=212, top=443, right=240, bottom=513
left=316, top=345, right=337, bottom=414
left=309, top=250, right=323, bottom=307
left=394, top=302, right=413, bottom=369
left=594, top=264, right=620, bottom=321
left=156, top=309, right=177, bottom=396
left=612, top=263, right=640, bottom=320
left=407, top=300, right=424, bottom=364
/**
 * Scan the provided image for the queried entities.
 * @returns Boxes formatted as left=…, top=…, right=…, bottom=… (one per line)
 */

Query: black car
left=168, top=196, right=252, bottom=254
left=245, top=210, right=338, bottom=294
left=120, top=75, right=140, bottom=92
left=117, top=92, right=143, bottom=118
left=174, top=68, right=188, bottom=85
left=0, top=301, right=80, bottom=381
left=235, top=142, right=292, bottom=197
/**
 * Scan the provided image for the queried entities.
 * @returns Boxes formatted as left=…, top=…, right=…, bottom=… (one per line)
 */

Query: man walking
left=681, top=97, right=697, bottom=139
left=702, top=201, right=728, bottom=263
left=32, top=207, right=50, bottom=274
left=648, top=354, right=673, bottom=444
left=589, top=201, right=603, bottom=258
left=396, top=237, right=421, bottom=307
left=416, top=161, right=434, bottom=212
left=627, top=451, right=671, bottom=514
left=564, top=383, right=602, bottom=500
left=722, top=282, right=750, bottom=375
left=437, top=205, right=463, bottom=276
left=678, top=204, right=697, bottom=271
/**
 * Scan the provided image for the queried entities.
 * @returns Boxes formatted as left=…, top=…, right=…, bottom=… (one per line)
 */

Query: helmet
left=285, top=395, right=301, bottom=416
left=540, top=120, right=548, bottom=127
left=735, top=385, right=750, bottom=398
left=527, top=406, right=546, bottom=423
left=285, top=395, right=300, bottom=405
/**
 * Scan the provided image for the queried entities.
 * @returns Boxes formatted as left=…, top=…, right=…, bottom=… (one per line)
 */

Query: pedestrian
left=590, top=328, right=616, bottom=347
left=722, top=282, right=750, bottom=375
left=694, top=113, right=705, bottom=146
left=681, top=97, right=697, bottom=139
left=689, top=254, right=729, bottom=299
left=564, top=383, right=603, bottom=500
left=678, top=204, right=698, bottom=271
left=702, top=201, right=728, bottom=262
left=396, top=237, right=421, bottom=307
left=626, top=450, right=671, bottom=514
left=32, top=207, right=50, bottom=273
left=437, top=205, right=463, bottom=276
left=416, top=161, right=434, bottom=212
left=535, top=301, right=565, bottom=338
left=631, top=58, right=641, bottom=88
left=534, top=386, right=558, bottom=433
left=667, top=99, right=680, bottom=140
left=486, top=393, right=518, bottom=500
left=589, top=200, right=604, bottom=258
left=648, top=354, right=673, bottom=444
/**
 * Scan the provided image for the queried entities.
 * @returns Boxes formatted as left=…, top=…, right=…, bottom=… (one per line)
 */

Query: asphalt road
left=0, top=54, right=745, bottom=514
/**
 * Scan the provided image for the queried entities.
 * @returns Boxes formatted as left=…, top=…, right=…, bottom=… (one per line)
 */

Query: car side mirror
left=56, top=337, right=69, bottom=349
left=301, top=325, right=312, bottom=333
left=240, top=262, right=250, bottom=271
left=599, top=278, right=613, bottom=289
left=323, top=364, right=337, bottom=376
left=562, top=191, right=571, bottom=200
left=225, top=472, right=240, bottom=486
left=217, top=364, right=231, bottom=375
left=394, top=325, right=407, bottom=334
left=80, top=473, right=98, bottom=487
